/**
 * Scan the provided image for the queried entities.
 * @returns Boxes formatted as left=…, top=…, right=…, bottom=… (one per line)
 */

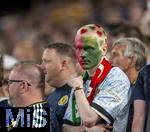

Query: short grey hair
left=112, top=37, right=147, bottom=71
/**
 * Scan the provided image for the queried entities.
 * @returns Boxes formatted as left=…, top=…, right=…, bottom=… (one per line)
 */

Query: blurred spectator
left=12, top=40, right=43, bottom=63
left=128, top=0, right=147, bottom=26
left=0, top=54, right=18, bottom=107
left=110, top=38, right=147, bottom=132
left=111, top=22, right=144, bottom=42
left=140, top=9, right=150, bottom=63
left=140, top=9, right=150, bottom=40
left=0, top=0, right=148, bottom=59
left=107, top=22, right=145, bottom=58
left=143, top=37, right=150, bottom=64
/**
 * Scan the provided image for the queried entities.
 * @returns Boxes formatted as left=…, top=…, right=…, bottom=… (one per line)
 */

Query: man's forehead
left=43, top=48, right=57, bottom=55
left=42, top=49, right=53, bottom=58
left=9, top=70, right=18, bottom=79
left=113, top=44, right=127, bottom=50
left=82, top=36, right=98, bottom=46
left=76, top=36, right=103, bottom=50
left=111, top=44, right=126, bottom=54
left=42, top=48, right=60, bottom=61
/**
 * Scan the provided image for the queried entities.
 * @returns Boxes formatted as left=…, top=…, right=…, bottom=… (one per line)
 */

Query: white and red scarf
left=72, top=57, right=112, bottom=125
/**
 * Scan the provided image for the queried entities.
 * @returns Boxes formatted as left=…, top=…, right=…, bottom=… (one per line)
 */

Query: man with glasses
left=6, top=61, right=59, bottom=132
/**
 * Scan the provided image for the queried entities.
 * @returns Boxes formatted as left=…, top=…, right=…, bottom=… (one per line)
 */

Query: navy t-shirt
left=126, top=84, right=145, bottom=132
left=0, top=98, right=10, bottom=107
left=135, top=65, right=150, bottom=132
left=135, top=65, right=150, bottom=104
left=47, top=84, right=72, bottom=128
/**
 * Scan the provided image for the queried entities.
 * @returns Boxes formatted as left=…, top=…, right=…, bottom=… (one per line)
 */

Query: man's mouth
left=79, top=59, right=89, bottom=65
left=43, top=70, right=47, bottom=74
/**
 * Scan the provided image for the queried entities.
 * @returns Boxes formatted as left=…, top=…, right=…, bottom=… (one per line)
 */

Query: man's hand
left=84, top=124, right=113, bottom=132
left=67, top=75, right=83, bottom=90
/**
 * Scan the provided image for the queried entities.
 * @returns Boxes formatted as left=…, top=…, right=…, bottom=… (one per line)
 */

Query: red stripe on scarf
left=87, top=58, right=112, bottom=104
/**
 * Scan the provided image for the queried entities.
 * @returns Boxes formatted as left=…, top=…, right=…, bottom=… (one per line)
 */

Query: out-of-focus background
left=0, top=0, right=150, bottom=103
left=0, top=0, right=150, bottom=66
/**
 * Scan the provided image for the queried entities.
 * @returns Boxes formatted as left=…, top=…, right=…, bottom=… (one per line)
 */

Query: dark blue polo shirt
left=127, top=83, right=145, bottom=132
left=135, top=65, right=150, bottom=104
left=47, top=84, right=72, bottom=128
left=0, top=98, right=9, bottom=107
left=135, top=65, right=150, bottom=132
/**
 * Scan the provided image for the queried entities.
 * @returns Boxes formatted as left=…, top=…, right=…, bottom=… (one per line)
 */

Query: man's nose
left=39, top=63, right=45, bottom=70
left=109, top=55, right=114, bottom=64
left=80, top=51, right=86, bottom=58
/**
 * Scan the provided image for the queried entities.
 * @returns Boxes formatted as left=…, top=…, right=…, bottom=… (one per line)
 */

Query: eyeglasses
left=6, top=79, right=31, bottom=87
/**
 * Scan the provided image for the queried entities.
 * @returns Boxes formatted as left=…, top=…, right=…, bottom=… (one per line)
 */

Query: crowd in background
left=0, top=0, right=150, bottom=131
left=0, top=0, right=149, bottom=65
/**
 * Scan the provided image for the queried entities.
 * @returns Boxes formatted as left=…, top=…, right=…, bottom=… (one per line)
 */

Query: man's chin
left=8, top=98, right=13, bottom=107
left=81, top=65, right=91, bottom=70
left=45, top=77, right=50, bottom=83
left=46, top=79, right=53, bottom=86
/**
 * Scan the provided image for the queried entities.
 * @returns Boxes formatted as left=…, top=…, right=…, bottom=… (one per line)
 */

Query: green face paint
left=76, top=36, right=102, bottom=70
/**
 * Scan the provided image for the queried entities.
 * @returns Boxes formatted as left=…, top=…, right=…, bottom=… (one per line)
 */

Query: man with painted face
left=63, top=24, right=131, bottom=132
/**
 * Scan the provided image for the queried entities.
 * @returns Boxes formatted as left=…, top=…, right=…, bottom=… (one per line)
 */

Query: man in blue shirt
left=135, top=65, right=150, bottom=132
left=41, top=43, right=77, bottom=129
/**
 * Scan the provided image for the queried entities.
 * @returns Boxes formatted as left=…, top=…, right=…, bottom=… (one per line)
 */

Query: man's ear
left=61, top=60, right=67, bottom=70
left=102, top=45, right=108, bottom=56
left=129, top=56, right=136, bottom=68
left=19, top=81, right=29, bottom=94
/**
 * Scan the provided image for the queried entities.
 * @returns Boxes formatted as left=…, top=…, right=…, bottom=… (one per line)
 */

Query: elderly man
left=110, top=38, right=147, bottom=132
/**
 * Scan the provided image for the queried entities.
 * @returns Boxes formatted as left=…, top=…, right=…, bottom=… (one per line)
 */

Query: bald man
left=63, top=24, right=131, bottom=132
left=7, top=61, right=59, bottom=132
